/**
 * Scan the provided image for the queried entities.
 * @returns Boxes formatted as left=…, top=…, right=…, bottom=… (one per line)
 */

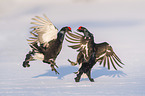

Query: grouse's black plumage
left=23, top=15, right=71, bottom=74
left=66, top=26, right=124, bottom=82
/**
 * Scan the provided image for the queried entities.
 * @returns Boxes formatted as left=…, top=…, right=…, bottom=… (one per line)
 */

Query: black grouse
left=23, top=15, right=71, bottom=74
left=66, top=26, right=124, bottom=82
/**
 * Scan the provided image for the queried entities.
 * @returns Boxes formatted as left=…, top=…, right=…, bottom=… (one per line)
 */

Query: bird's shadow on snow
left=33, top=66, right=126, bottom=79
left=33, top=66, right=78, bottom=79
left=92, top=67, right=126, bottom=78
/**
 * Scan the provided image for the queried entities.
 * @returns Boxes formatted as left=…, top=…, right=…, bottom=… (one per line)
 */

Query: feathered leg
left=74, top=62, right=87, bottom=82
left=75, top=63, right=94, bottom=82
left=50, top=60, right=59, bottom=74
left=75, top=52, right=96, bottom=82
left=43, top=59, right=59, bottom=74
left=75, top=70, right=83, bottom=82
left=86, top=69, right=94, bottom=82
left=77, top=52, right=85, bottom=64
left=23, top=51, right=35, bottom=67
left=50, top=64, right=59, bottom=74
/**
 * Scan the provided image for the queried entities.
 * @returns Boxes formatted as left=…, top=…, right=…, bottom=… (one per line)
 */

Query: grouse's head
left=77, top=26, right=91, bottom=38
left=60, top=26, right=72, bottom=33
left=58, top=26, right=72, bottom=42
left=77, top=26, right=88, bottom=32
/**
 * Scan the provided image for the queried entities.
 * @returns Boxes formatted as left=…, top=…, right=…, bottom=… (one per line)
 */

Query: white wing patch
left=27, top=15, right=58, bottom=46
left=96, top=53, right=106, bottom=60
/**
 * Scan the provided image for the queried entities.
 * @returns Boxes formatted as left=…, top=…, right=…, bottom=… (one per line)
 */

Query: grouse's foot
left=89, top=78, right=94, bottom=82
left=52, top=68, right=59, bottom=74
left=50, top=64, right=59, bottom=74
left=74, top=71, right=78, bottom=74
left=75, top=77, right=80, bottom=82
left=23, top=61, right=30, bottom=67
left=43, top=60, right=51, bottom=64
left=43, top=59, right=59, bottom=68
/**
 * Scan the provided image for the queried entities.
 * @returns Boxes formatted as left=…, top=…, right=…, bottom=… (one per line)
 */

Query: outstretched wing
left=66, top=31, right=94, bottom=58
left=66, top=31, right=84, bottom=51
left=95, top=43, right=124, bottom=70
left=27, top=14, right=58, bottom=46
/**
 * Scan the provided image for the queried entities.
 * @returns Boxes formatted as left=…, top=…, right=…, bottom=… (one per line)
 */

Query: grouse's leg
left=86, top=70, right=94, bottom=82
left=77, top=52, right=85, bottom=64
left=75, top=70, right=83, bottom=82
left=43, top=58, right=59, bottom=74
left=50, top=64, right=59, bottom=74
left=23, top=51, right=34, bottom=67
left=49, top=59, right=59, bottom=74
left=50, top=60, right=58, bottom=68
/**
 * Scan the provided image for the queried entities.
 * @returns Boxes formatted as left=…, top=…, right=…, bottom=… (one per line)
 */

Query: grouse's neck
left=84, top=30, right=90, bottom=37
left=84, top=30, right=94, bottom=43
left=84, top=30, right=92, bottom=36
left=84, top=30, right=95, bottom=53
left=57, top=31, right=65, bottom=43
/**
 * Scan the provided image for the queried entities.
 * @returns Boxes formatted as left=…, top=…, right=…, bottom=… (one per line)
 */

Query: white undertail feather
left=33, top=53, right=44, bottom=60
left=27, top=14, right=58, bottom=46
left=82, top=73, right=88, bottom=78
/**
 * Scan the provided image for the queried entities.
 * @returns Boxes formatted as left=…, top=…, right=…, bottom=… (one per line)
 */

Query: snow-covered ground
left=0, top=0, right=145, bottom=96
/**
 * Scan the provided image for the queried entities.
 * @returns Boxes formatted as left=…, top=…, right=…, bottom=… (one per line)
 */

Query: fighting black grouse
left=23, top=15, right=71, bottom=74
left=66, top=26, right=124, bottom=82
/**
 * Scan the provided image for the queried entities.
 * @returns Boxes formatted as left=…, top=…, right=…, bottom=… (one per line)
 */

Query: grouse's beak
left=68, top=30, right=72, bottom=33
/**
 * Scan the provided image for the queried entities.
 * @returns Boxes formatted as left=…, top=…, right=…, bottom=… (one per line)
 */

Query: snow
left=0, top=0, right=145, bottom=96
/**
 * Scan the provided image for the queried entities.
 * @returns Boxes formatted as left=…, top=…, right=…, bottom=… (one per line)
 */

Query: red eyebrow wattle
left=78, top=26, right=82, bottom=30
left=68, top=27, right=71, bottom=30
